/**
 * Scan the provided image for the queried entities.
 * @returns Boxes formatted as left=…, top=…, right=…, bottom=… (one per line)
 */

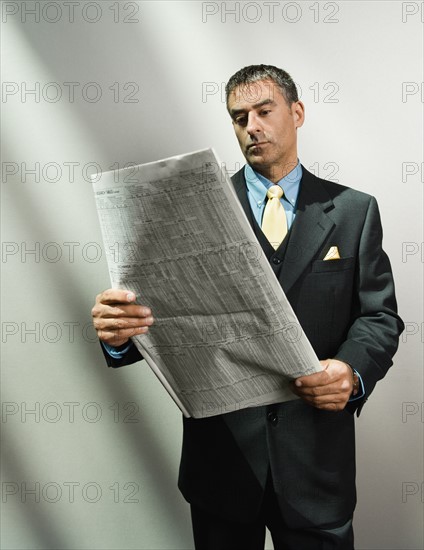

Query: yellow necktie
left=261, top=185, right=288, bottom=250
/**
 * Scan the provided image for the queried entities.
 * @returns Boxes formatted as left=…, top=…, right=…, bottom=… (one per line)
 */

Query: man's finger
left=294, top=369, right=331, bottom=388
left=93, top=303, right=151, bottom=319
left=96, top=289, right=137, bottom=305
left=292, top=380, right=350, bottom=398
left=93, top=315, right=154, bottom=331
left=98, top=326, right=149, bottom=346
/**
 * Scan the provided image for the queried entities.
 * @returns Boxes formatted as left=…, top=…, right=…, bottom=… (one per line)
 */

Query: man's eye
left=235, top=117, right=247, bottom=125
left=260, top=110, right=271, bottom=116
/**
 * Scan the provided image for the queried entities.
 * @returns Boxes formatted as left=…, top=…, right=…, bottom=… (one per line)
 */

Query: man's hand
left=91, top=289, right=154, bottom=348
left=291, top=359, right=354, bottom=411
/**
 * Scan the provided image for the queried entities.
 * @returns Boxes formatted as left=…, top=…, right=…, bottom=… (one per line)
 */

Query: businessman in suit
left=91, top=65, right=404, bottom=549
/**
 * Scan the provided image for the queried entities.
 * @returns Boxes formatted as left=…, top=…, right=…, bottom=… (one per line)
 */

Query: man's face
left=227, top=79, right=304, bottom=180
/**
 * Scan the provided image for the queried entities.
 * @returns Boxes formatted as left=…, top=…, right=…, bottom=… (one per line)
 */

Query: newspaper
left=92, top=148, right=322, bottom=418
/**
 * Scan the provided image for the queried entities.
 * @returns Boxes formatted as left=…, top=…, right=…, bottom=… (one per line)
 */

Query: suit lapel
left=231, top=168, right=255, bottom=227
left=280, top=168, right=335, bottom=294
left=231, top=166, right=336, bottom=295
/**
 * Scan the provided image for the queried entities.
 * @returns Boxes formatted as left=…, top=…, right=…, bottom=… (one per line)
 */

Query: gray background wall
left=1, top=1, right=423, bottom=548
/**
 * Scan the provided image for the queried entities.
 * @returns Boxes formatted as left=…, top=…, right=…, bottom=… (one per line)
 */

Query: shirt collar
left=244, top=160, right=302, bottom=208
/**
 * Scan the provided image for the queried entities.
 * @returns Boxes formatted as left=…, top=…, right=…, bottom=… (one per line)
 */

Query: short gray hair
left=225, top=64, right=299, bottom=108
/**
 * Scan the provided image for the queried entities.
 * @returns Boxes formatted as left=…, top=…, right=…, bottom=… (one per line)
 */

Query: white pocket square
left=323, top=246, right=341, bottom=261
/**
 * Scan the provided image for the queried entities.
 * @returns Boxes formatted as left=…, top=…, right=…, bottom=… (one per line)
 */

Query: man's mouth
left=247, top=142, right=268, bottom=150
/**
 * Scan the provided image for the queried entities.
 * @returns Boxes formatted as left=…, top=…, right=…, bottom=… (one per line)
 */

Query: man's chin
left=245, top=154, right=269, bottom=169
left=245, top=148, right=263, bottom=159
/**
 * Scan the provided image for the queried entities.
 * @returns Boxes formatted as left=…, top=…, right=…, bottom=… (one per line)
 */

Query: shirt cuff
left=101, top=341, right=133, bottom=359
left=348, top=369, right=365, bottom=402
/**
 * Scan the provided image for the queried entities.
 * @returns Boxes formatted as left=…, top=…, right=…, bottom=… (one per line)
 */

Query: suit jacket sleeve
left=334, top=195, right=404, bottom=404
left=100, top=339, right=143, bottom=368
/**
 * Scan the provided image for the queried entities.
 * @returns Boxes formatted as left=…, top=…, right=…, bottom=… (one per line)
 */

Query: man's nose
left=246, top=112, right=262, bottom=135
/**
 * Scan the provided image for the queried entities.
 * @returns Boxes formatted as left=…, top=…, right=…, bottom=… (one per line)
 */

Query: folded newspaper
left=92, top=148, right=321, bottom=418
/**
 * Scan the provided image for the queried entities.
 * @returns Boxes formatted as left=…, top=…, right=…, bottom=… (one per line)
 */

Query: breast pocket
left=311, top=256, right=355, bottom=273
left=297, top=256, right=356, bottom=356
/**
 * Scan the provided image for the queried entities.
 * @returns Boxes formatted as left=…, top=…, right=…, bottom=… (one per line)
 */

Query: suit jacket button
left=272, top=257, right=281, bottom=265
left=267, top=411, right=278, bottom=426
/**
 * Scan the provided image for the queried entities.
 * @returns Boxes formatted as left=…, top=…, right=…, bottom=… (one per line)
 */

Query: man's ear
left=293, top=101, right=305, bottom=128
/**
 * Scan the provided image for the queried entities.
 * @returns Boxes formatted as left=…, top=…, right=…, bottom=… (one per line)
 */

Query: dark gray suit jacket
left=103, top=166, right=404, bottom=529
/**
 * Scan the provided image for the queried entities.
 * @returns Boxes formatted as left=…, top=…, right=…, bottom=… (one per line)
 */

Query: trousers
left=190, top=470, right=354, bottom=550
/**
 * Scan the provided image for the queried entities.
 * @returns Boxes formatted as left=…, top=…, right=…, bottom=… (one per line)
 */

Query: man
left=92, top=65, right=404, bottom=549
